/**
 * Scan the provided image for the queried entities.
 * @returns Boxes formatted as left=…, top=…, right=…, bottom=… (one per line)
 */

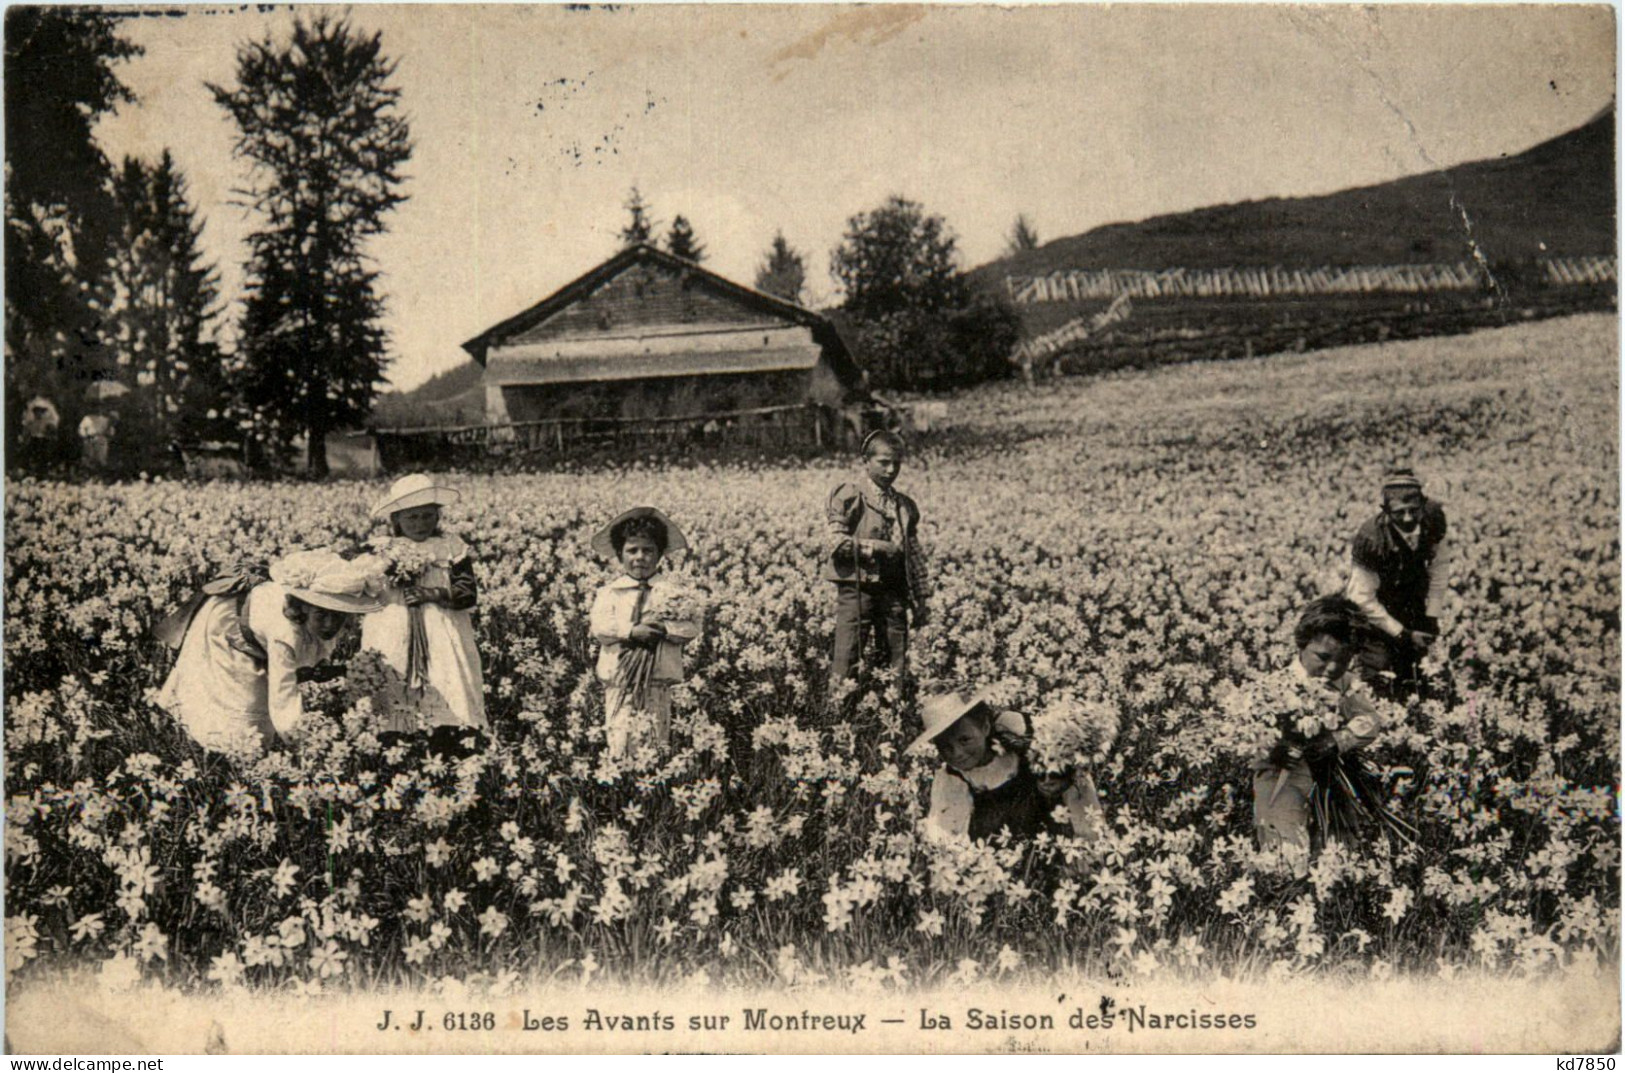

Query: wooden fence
left=373, top=403, right=834, bottom=470
left=1543, top=255, right=1618, bottom=286
left=1006, top=256, right=1618, bottom=305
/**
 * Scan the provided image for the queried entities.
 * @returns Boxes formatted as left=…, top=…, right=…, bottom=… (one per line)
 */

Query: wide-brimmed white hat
left=590, top=506, right=689, bottom=560
left=908, top=691, right=993, bottom=755
left=371, top=474, right=460, bottom=520
left=269, top=549, right=388, bottom=614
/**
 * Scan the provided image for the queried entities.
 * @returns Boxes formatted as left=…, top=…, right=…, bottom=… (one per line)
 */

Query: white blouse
left=157, top=582, right=335, bottom=753
left=589, top=575, right=700, bottom=684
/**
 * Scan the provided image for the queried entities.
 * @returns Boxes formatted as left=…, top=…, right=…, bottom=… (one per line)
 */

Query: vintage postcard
left=3, top=2, right=1618, bottom=1057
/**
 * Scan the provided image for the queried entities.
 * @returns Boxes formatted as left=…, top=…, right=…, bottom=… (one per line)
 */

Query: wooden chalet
left=457, top=244, right=869, bottom=452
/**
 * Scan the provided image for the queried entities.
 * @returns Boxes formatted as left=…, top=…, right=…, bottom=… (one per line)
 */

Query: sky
left=89, top=3, right=1616, bottom=393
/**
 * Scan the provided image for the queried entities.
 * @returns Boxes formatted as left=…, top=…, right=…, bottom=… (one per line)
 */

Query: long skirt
left=156, top=595, right=278, bottom=754
left=360, top=595, right=486, bottom=734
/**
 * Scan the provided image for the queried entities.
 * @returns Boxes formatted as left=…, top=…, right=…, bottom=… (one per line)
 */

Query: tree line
left=617, top=187, right=1027, bottom=395
left=7, top=11, right=1034, bottom=480
left=6, top=10, right=410, bottom=477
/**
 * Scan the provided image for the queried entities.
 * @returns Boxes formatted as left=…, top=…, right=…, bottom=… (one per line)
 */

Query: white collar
left=951, top=749, right=1020, bottom=789
left=607, top=573, right=656, bottom=590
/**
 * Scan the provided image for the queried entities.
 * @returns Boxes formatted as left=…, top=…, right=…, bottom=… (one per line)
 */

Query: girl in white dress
left=155, top=549, right=387, bottom=757
left=360, top=475, right=487, bottom=746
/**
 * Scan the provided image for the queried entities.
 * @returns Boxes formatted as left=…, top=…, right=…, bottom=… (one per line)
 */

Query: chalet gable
left=461, top=244, right=824, bottom=365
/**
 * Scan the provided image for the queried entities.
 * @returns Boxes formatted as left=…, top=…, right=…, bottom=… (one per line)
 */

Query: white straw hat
left=590, top=506, right=689, bottom=560
left=908, top=691, right=993, bottom=755
left=371, top=474, right=460, bottom=520
left=269, top=549, right=388, bottom=614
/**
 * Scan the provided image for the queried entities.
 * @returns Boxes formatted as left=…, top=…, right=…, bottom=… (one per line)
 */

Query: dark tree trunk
left=307, top=422, right=329, bottom=478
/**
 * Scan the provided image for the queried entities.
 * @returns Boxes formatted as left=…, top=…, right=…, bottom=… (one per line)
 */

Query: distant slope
left=377, top=114, right=1614, bottom=425
left=977, top=110, right=1615, bottom=283
left=372, top=360, right=486, bottom=428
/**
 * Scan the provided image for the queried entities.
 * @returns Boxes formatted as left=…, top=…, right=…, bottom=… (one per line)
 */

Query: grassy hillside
left=977, top=110, right=1615, bottom=282
left=372, top=359, right=487, bottom=428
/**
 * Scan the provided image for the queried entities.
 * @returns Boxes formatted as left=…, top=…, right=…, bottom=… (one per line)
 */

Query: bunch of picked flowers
left=1029, top=694, right=1119, bottom=774
left=364, top=536, right=454, bottom=693
left=609, top=581, right=707, bottom=718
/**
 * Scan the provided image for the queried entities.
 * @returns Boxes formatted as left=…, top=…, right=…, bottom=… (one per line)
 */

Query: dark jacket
left=821, top=480, right=925, bottom=602
left=1350, top=499, right=1448, bottom=631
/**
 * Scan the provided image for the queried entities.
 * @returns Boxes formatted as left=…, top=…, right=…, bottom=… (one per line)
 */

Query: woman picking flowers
left=154, top=548, right=386, bottom=756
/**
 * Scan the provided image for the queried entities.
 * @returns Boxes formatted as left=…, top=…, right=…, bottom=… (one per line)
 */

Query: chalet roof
left=461, top=243, right=831, bottom=365
left=483, top=342, right=825, bottom=386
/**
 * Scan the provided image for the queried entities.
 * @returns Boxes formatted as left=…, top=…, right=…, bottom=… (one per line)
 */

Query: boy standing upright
left=589, top=507, right=702, bottom=761
left=1345, top=467, right=1451, bottom=694
left=823, top=430, right=930, bottom=686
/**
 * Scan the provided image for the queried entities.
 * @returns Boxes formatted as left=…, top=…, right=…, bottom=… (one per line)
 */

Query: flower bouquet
left=1028, top=695, right=1119, bottom=774
left=1224, top=668, right=1417, bottom=848
left=608, top=582, right=706, bottom=720
left=366, top=535, right=444, bottom=585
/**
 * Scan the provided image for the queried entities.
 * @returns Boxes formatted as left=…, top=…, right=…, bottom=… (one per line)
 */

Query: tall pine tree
left=211, top=15, right=411, bottom=475
left=620, top=186, right=655, bottom=247
left=665, top=214, right=705, bottom=262
left=1006, top=214, right=1040, bottom=255
left=755, top=231, right=806, bottom=304
left=107, top=151, right=230, bottom=457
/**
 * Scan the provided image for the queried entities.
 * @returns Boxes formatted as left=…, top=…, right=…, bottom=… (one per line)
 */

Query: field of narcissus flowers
left=4, top=313, right=1618, bottom=998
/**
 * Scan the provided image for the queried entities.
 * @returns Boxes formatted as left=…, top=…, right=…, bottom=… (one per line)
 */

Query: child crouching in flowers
left=589, top=507, right=704, bottom=762
left=1223, top=594, right=1414, bottom=873
left=154, top=549, right=387, bottom=757
left=1028, top=695, right=1114, bottom=843
left=915, top=691, right=1107, bottom=844
left=360, top=474, right=486, bottom=756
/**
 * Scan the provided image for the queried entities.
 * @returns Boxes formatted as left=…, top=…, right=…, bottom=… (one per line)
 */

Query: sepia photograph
left=2, top=2, right=1619, bottom=1057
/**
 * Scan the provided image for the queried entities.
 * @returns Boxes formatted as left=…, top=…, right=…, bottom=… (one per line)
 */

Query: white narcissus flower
left=5, top=915, right=40, bottom=976
left=207, top=951, right=246, bottom=988
left=271, top=859, right=300, bottom=898
left=133, top=922, right=168, bottom=963
left=478, top=906, right=509, bottom=939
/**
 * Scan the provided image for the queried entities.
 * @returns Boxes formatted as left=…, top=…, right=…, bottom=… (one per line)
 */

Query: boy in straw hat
left=823, top=430, right=930, bottom=691
left=913, top=691, right=1101, bottom=844
left=360, top=474, right=486, bottom=749
left=156, top=549, right=387, bottom=756
left=589, top=507, right=704, bottom=761
left=1344, top=466, right=1450, bottom=696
